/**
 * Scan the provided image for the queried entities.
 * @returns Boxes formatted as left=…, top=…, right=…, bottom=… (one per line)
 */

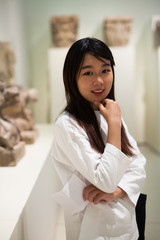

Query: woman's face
left=77, top=53, right=113, bottom=110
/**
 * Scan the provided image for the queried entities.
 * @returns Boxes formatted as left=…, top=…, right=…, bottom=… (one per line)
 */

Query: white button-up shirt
left=51, top=111, right=146, bottom=240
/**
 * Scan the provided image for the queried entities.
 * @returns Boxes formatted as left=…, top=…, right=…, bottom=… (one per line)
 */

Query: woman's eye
left=83, top=71, right=92, bottom=76
left=102, top=69, right=110, bottom=73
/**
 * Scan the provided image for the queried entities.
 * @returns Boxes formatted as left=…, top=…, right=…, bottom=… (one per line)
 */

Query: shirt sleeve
left=118, top=119, right=146, bottom=207
left=53, top=115, right=133, bottom=194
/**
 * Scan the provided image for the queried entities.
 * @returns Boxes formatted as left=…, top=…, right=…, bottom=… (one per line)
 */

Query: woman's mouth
left=92, top=89, right=104, bottom=96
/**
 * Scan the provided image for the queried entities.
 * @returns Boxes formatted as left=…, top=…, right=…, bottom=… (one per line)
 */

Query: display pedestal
left=111, top=47, right=135, bottom=137
left=158, top=47, right=160, bottom=150
left=48, top=47, right=68, bottom=122
left=145, top=38, right=160, bottom=152
left=0, top=124, right=62, bottom=240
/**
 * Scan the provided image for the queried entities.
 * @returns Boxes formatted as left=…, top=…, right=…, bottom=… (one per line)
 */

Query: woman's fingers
left=83, top=185, right=125, bottom=205
left=83, top=185, right=110, bottom=204
left=98, top=99, right=121, bottom=126
left=93, top=193, right=106, bottom=205
left=83, top=185, right=101, bottom=202
left=94, top=192, right=116, bottom=204
left=83, top=185, right=96, bottom=201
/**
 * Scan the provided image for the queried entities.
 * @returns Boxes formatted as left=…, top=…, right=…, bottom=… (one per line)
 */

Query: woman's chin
left=91, top=102, right=100, bottom=110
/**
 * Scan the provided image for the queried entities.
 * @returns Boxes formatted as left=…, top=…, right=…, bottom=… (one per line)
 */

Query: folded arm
left=83, top=184, right=126, bottom=204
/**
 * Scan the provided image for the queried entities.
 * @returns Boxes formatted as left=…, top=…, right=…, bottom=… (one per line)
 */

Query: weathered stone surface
left=50, top=15, right=78, bottom=47
left=103, top=17, right=133, bottom=46
left=0, top=42, right=16, bottom=84
left=0, top=83, right=38, bottom=144
left=0, top=141, right=25, bottom=166
left=20, top=129, right=38, bottom=144
left=0, top=42, right=39, bottom=166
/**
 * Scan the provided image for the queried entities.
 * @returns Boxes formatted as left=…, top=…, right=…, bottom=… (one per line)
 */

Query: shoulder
left=55, top=111, right=77, bottom=130
left=54, top=111, right=85, bottom=138
left=55, top=111, right=70, bottom=127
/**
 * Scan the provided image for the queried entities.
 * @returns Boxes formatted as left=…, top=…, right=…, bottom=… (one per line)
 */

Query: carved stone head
left=103, top=17, right=133, bottom=46
left=50, top=15, right=79, bottom=47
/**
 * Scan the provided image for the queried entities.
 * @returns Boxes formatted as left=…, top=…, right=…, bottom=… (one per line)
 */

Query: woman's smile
left=91, top=89, right=104, bottom=96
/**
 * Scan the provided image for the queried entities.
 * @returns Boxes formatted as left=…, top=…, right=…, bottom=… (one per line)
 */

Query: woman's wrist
left=107, top=126, right=121, bottom=150
left=114, top=187, right=127, bottom=200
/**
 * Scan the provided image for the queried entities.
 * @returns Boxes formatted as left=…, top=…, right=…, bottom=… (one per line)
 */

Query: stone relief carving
left=50, top=15, right=78, bottom=47
left=0, top=42, right=16, bottom=84
left=152, top=16, right=160, bottom=46
left=156, top=19, right=160, bottom=33
left=0, top=42, right=38, bottom=166
left=103, top=17, right=133, bottom=46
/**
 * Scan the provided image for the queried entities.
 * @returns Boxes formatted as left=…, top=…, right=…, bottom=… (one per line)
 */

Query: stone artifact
left=103, top=16, right=133, bottom=46
left=50, top=15, right=78, bottom=47
left=156, top=18, right=160, bottom=33
left=0, top=83, right=25, bottom=166
left=0, top=83, right=38, bottom=166
left=0, top=83, right=38, bottom=144
left=152, top=16, right=160, bottom=32
left=0, top=118, right=25, bottom=166
left=0, top=42, right=16, bottom=84
left=152, top=16, right=160, bottom=46
left=0, top=42, right=39, bottom=166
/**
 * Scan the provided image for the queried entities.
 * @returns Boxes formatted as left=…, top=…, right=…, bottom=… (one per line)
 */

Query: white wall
left=0, top=0, right=28, bottom=86
left=145, top=21, right=160, bottom=152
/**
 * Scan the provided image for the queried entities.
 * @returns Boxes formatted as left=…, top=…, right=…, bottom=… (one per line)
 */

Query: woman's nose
left=93, top=75, right=103, bottom=85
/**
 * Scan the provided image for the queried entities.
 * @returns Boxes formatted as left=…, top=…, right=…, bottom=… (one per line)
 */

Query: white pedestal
left=158, top=47, right=160, bottom=150
left=111, top=47, right=136, bottom=137
left=0, top=124, right=62, bottom=240
left=48, top=48, right=69, bottom=123
left=145, top=40, right=160, bottom=152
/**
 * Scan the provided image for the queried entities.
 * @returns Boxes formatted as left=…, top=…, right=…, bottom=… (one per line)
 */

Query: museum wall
left=0, top=0, right=28, bottom=87
left=0, top=0, right=160, bottom=148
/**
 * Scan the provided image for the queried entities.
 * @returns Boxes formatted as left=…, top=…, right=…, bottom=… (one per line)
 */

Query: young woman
left=52, top=37, right=146, bottom=240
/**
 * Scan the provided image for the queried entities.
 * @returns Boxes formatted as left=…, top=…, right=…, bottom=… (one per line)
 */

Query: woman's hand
left=98, top=99, right=121, bottom=127
left=83, top=184, right=126, bottom=205
left=97, top=99, right=122, bottom=150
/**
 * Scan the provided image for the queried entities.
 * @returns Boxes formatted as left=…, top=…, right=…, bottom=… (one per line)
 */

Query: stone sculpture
left=50, top=15, right=78, bottom=47
left=0, top=42, right=38, bottom=166
left=103, top=17, right=133, bottom=46
left=156, top=18, right=160, bottom=33
left=0, top=42, right=16, bottom=84
left=0, top=83, right=25, bottom=166
left=152, top=16, right=160, bottom=46
left=1, top=83, right=38, bottom=144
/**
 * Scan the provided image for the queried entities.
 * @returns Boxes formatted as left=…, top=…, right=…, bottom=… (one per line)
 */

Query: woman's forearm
left=107, top=124, right=121, bottom=150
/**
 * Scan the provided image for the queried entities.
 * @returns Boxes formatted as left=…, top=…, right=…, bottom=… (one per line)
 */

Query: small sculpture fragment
left=1, top=83, right=38, bottom=145
left=156, top=19, right=160, bottom=33
left=152, top=16, right=160, bottom=46
left=0, top=42, right=16, bottom=84
left=50, top=15, right=79, bottom=47
left=103, top=17, right=133, bottom=46
left=0, top=42, right=38, bottom=166
left=0, top=119, right=25, bottom=166
left=0, top=83, right=25, bottom=166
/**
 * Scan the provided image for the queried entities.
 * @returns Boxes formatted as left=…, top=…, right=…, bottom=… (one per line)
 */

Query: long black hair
left=63, top=37, right=134, bottom=156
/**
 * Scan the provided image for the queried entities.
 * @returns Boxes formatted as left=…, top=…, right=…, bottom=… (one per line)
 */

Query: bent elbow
left=94, top=172, right=117, bottom=193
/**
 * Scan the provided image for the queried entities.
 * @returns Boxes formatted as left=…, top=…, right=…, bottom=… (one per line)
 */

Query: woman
left=52, top=37, right=146, bottom=240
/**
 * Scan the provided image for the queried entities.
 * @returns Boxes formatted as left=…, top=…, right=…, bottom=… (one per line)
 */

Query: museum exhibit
left=0, top=0, right=160, bottom=240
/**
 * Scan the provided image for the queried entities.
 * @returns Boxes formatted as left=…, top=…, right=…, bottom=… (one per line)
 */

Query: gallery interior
left=0, top=0, right=160, bottom=239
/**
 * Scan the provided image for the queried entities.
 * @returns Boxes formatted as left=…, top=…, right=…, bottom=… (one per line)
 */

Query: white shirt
left=51, top=111, right=146, bottom=240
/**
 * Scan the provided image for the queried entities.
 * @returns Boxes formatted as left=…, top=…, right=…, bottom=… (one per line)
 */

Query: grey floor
left=54, top=144, right=160, bottom=240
